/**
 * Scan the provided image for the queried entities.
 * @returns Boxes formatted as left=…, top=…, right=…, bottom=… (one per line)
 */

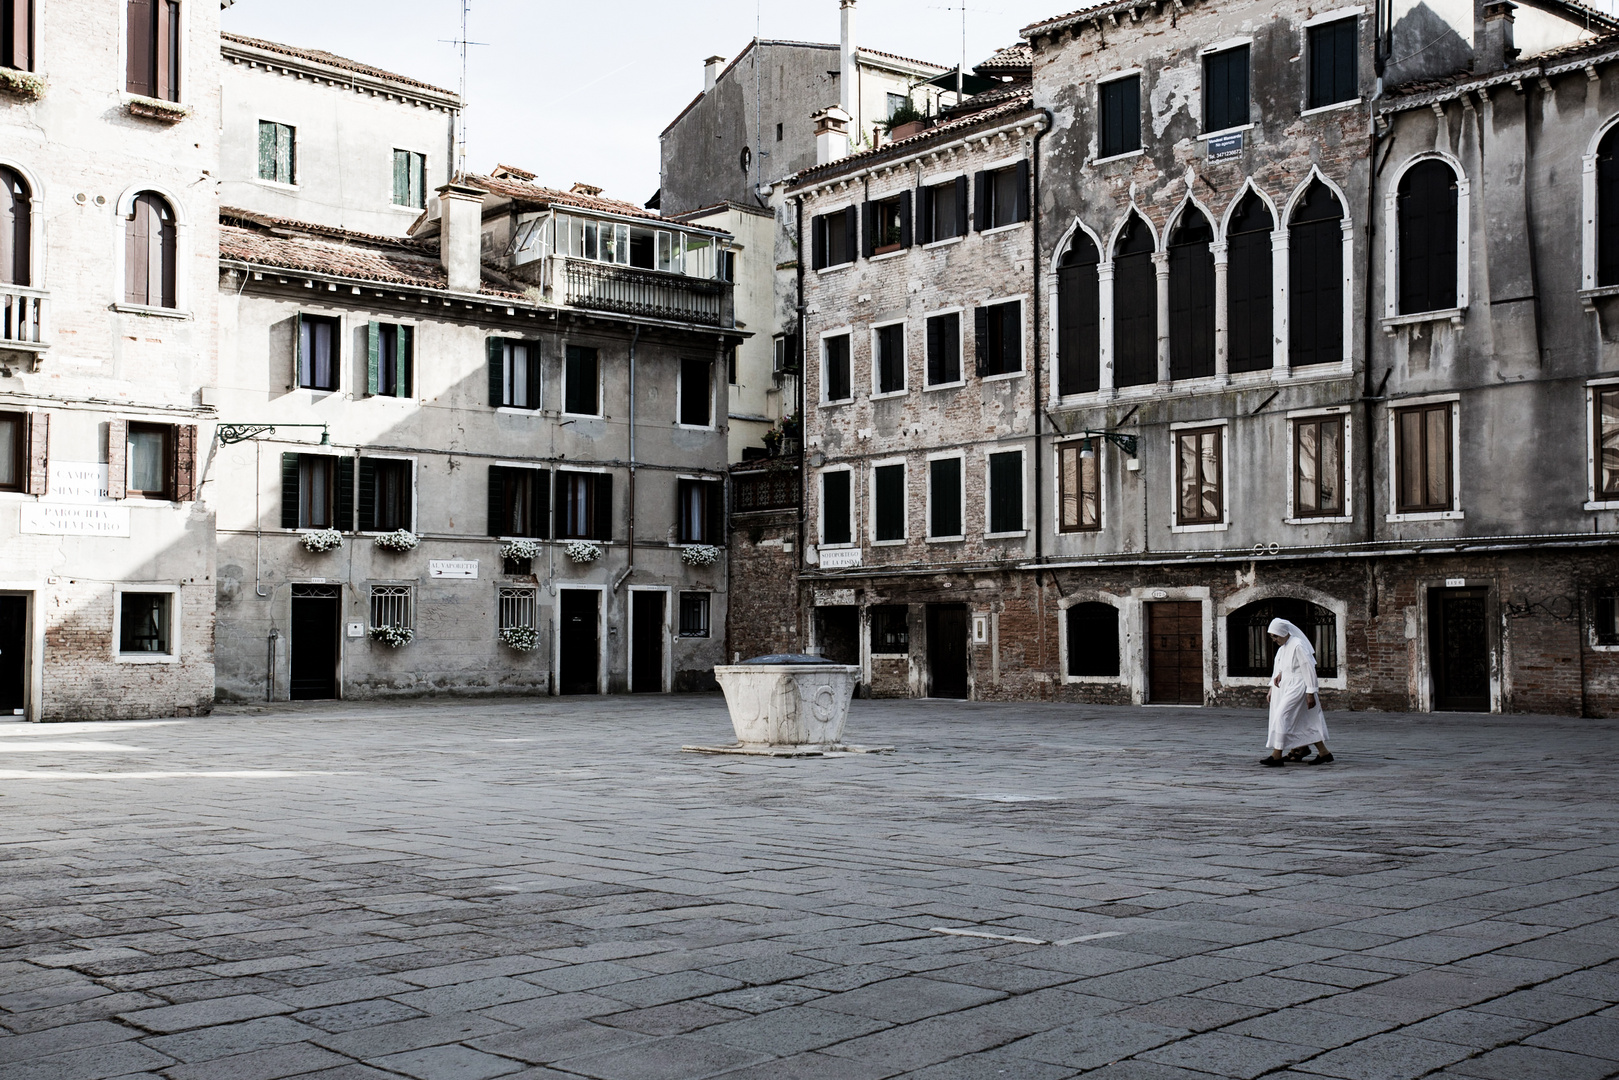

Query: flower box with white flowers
left=681, top=545, right=721, bottom=567
left=300, top=529, right=344, bottom=554
left=372, top=529, right=419, bottom=553
left=565, top=541, right=602, bottom=564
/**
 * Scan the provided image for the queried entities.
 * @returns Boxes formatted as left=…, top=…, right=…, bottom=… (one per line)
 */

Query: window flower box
left=499, top=538, right=542, bottom=561
left=0, top=70, right=45, bottom=102
left=124, top=95, right=190, bottom=123
left=499, top=624, right=540, bottom=652
left=681, top=544, right=721, bottom=567
left=369, top=624, right=414, bottom=648
left=300, top=529, right=344, bottom=553
left=565, top=540, right=602, bottom=563
left=373, top=529, right=419, bottom=553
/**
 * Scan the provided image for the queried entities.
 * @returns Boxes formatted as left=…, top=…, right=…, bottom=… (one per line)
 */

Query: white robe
left=1266, top=637, right=1329, bottom=751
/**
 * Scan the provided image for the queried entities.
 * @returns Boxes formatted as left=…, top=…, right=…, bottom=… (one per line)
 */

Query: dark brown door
left=927, top=604, right=969, bottom=699
left=1430, top=588, right=1489, bottom=711
left=560, top=590, right=600, bottom=695
left=631, top=591, right=664, bottom=693
left=815, top=606, right=860, bottom=665
left=0, top=595, right=26, bottom=716
left=1148, top=601, right=1204, bottom=704
left=289, top=586, right=340, bottom=700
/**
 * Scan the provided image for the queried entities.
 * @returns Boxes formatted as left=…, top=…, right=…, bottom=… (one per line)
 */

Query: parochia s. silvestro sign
left=20, top=503, right=132, bottom=537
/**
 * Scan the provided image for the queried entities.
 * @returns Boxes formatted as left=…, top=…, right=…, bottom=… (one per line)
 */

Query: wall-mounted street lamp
left=1077, top=429, right=1138, bottom=459
left=216, top=423, right=331, bottom=446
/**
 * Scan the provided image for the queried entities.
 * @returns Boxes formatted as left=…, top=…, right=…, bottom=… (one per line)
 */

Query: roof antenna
left=440, top=0, right=487, bottom=177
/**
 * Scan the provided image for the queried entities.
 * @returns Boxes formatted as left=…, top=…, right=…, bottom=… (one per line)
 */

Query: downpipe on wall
left=614, top=324, right=641, bottom=592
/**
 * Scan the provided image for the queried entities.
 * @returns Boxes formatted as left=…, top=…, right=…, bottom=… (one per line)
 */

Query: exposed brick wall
left=726, top=508, right=802, bottom=661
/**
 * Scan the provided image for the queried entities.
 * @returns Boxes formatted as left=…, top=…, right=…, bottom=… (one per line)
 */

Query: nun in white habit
left=1261, top=617, right=1333, bottom=766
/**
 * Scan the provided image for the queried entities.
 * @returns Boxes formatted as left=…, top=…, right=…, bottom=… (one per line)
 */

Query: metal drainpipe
left=1032, top=110, right=1051, bottom=569
left=1363, top=85, right=1385, bottom=546
left=795, top=194, right=808, bottom=647
left=617, top=324, right=641, bottom=591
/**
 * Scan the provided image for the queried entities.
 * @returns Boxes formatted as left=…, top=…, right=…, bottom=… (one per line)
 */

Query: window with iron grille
left=679, top=592, right=710, bottom=637
left=369, top=585, right=413, bottom=631
left=869, top=605, right=908, bottom=654
left=1175, top=427, right=1224, bottom=526
left=258, top=121, right=295, bottom=184
left=1226, top=599, right=1338, bottom=678
left=1594, top=588, right=1619, bottom=646
left=392, top=149, right=426, bottom=208
left=498, top=586, right=537, bottom=631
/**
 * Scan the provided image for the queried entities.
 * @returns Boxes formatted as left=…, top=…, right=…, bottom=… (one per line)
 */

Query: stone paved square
left=3, top=697, right=1619, bottom=1079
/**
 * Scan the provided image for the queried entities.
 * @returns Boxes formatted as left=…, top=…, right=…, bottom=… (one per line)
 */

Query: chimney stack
left=813, top=105, right=851, bottom=166
left=1475, top=1, right=1517, bottom=72
left=840, top=0, right=857, bottom=123
left=436, top=183, right=485, bottom=295
left=704, top=55, right=725, bottom=91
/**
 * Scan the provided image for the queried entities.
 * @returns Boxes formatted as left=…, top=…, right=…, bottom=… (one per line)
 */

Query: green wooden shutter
left=335, top=457, right=355, bottom=531
left=280, top=453, right=300, bottom=529
left=292, top=311, right=303, bottom=390
left=258, top=121, right=276, bottom=181
left=487, top=465, right=506, bottom=536
left=392, top=149, right=408, bottom=205
left=593, top=473, right=613, bottom=541
left=398, top=326, right=413, bottom=397
left=356, top=458, right=376, bottom=531
left=487, top=337, right=504, bottom=406
left=366, top=321, right=381, bottom=395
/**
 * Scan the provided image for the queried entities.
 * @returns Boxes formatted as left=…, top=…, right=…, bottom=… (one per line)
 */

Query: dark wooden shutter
left=973, top=306, right=989, bottom=377
left=1057, top=234, right=1101, bottom=395
left=281, top=453, right=300, bottom=528
left=24, top=409, right=46, bottom=495
left=399, top=325, right=413, bottom=397
left=126, top=0, right=154, bottom=96
left=811, top=214, right=827, bottom=270
left=955, top=176, right=970, bottom=237
left=898, top=191, right=913, bottom=249
left=366, top=322, right=381, bottom=395
left=926, top=316, right=943, bottom=385
left=487, top=465, right=506, bottom=536
left=1227, top=193, right=1275, bottom=373
left=487, top=337, right=504, bottom=406
left=989, top=452, right=1022, bottom=532
left=6, top=0, right=33, bottom=71
left=929, top=458, right=961, bottom=537
left=0, top=167, right=28, bottom=287
left=1398, top=160, right=1458, bottom=314
left=335, top=456, right=354, bottom=531
left=526, top=345, right=542, bottom=410
left=155, top=0, right=178, bottom=101
left=842, top=206, right=857, bottom=263
left=106, top=418, right=127, bottom=500
left=535, top=468, right=551, bottom=538
left=125, top=197, right=150, bottom=305
left=874, top=464, right=904, bottom=541
left=861, top=201, right=876, bottom=258
left=1001, top=302, right=1022, bottom=372
left=172, top=424, right=196, bottom=501
left=356, top=457, right=375, bottom=531
left=1014, top=160, right=1031, bottom=224
left=973, top=171, right=989, bottom=231
left=917, top=185, right=933, bottom=245
left=822, top=471, right=850, bottom=545
left=155, top=198, right=176, bottom=308
left=1168, top=211, right=1215, bottom=380
left=1601, top=128, right=1619, bottom=287
left=1113, top=215, right=1158, bottom=388
left=705, top=480, right=725, bottom=545
left=1289, top=182, right=1344, bottom=367
left=592, top=473, right=613, bottom=540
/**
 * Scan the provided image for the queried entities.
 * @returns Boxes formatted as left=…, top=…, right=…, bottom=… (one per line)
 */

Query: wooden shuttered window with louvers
left=125, top=192, right=176, bottom=308
left=1397, top=160, right=1459, bottom=315
left=873, top=464, right=905, bottom=542
left=24, top=409, right=46, bottom=495
left=1057, top=233, right=1101, bottom=396
left=171, top=423, right=196, bottom=501
left=368, top=322, right=413, bottom=398
left=1226, top=193, right=1274, bottom=374
left=106, top=418, right=128, bottom=500
left=126, top=0, right=180, bottom=101
left=487, top=465, right=550, bottom=538
left=1168, top=211, right=1216, bottom=381
left=3, top=0, right=34, bottom=72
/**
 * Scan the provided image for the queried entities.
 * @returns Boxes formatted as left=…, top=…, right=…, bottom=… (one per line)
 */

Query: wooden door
left=559, top=590, right=600, bottom=695
left=1430, top=588, right=1489, bottom=711
left=0, top=595, right=25, bottom=716
left=927, top=604, right=969, bottom=699
left=630, top=591, right=664, bottom=693
left=1148, top=601, right=1203, bottom=704
left=289, top=588, right=339, bottom=700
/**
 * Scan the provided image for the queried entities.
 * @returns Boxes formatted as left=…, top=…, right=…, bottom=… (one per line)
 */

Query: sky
left=220, top=0, right=1065, bottom=206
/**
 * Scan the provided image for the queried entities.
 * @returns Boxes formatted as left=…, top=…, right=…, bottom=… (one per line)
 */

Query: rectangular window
left=498, top=586, right=537, bottom=631
left=926, top=313, right=961, bottom=386
left=369, top=584, right=413, bottom=630
left=257, top=121, right=295, bottom=184
left=1175, top=427, right=1224, bottom=525
left=776, top=122, right=783, bottom=142
left=1595, top=588, right=1619, bottom=646
left=975, top=300, right=1022, bottom=377
left=0, top=409, right=22, bottom=491
left=987, top=451, right=1024, bottom=534
left=369, top=322, right=412, bottom=398
left=298, top=314, right=340, bottom=392
left=679, top=592, right=711, bottom=637
left=3, top=0, right=35, bottom=72
left=1308, top=18, right=1359, bottom=110
left=726, top=344, right=737, bottom=386
left=922, top=178, right=967, bottom=243
left=1057, top=441, right=1101, bottom=532
left=1099, top=75, right=1141, bottom=158
left=679, top=358, right=712, bottom=426
left=812, top=207, right=856, bottom=269
left=1067, top=602, right=1121, bottom=677
left=1294, top=415, right=1345, bottom=517
left=873, top=463, right=905, bottom=542
left=488, top=465, right=548, bottom=538
left=563, top=345, right=597, bottom=415
left=126, top=0, right=180, bottom=101
left=866, top=194, right=906, bottom=255
left=557, top=470, right=611, bottom=540
left=887, top=92, right=908, bottom=118
left=678, top=478, right=724, bottom=544
left=298, top=455, right=334, bottom=529
left=126, top=422, right=172, bottom=500
left=1597, top=388, right=1619, bottom=498
left=869, top=605, right=909, bottom=654
left=1395, top=403, right=1453, bottom=513
left=978, top=164, right=1027, bottom=230
left=821, top=470, right=851, bottom=546
left=360, top=458, right=413, bottom=532
left=1204, top=45, right=1251, bottom=133
left=118, top=592, right=171, bottom=654
left=823, top=334, right=851, bottom=402
left=392, top=149, right=426, bottom=208
left=874, top=323, right=905, bottom=395
left=929, top=457, right=962, bottom=538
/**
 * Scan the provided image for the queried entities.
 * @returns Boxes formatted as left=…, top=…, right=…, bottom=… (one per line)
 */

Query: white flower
left=500, top=539, right=542, bottom=561
left=300, top=529, right=344, bottom=553
left=565, top=541, right=602, bottom=563
left=499, top=625, right=540, bottom=651
left=373, top=529, right=420, bottom=552
left=369, top=625, right=414, bottom=648
left=681, top=544, right=721, bottom=566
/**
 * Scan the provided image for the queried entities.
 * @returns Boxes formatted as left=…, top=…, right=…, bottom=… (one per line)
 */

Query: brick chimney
left=1476, top=1, right=1518, bottom=72
left=813, top=105, right=851, bottom=166
left=436, top=183, right=485, bottom=295
left=705, top=55, right=725, bottom=91
left=840, top=0, right=857, bottom=120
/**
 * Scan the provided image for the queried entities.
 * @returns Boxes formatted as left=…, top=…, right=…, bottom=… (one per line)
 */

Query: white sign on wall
left=47, top=462, right=112, bottom=503
left=20, top=503, right=131, bottom=537
left=819, top=548, right=863, bottom=569
left=428, top=559, right=479, bottom=579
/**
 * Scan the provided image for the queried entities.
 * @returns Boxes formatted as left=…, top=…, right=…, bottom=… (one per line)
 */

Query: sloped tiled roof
left=1383, top=30, right=1619, bottom=106
left=975, top=43, right=1032, bottom=76
left=463, top=172, right=665, bottom=221
left=221, top=32, right=458, bottom=99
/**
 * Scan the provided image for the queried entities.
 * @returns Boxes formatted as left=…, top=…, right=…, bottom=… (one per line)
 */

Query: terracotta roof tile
left=463, top=172, right=665, bottom=220
left=975, top=43, right=1032, bottom=75
left=221, top=32, right=458, bottom=98
left=1382, top=29, right=1619, bottom=104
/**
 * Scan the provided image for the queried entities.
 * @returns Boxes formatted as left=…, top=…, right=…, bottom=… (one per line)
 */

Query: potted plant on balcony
left=373, top=529, right=419, bottom=553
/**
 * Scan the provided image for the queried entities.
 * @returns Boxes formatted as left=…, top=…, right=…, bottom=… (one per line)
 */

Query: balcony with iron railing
left=0, top=285, right=47, bottom=351
left=555, top=257, right=732, bottom=328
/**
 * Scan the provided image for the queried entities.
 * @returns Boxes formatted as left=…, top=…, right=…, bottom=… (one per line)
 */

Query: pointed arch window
left=125, top=192, right=177, bottom=309
left=1290, top=180, right=1345, bottom=367
left=1227, top=192, right=1273, bottom=373
left=1169, top=209, right=1214, bottom=380
left=0, top=167, right=29, bottom=287
left=1057, top=231, right=1100, bottom=395
left=1598, top=126, right=1619, bottom=287
left=1396, top=160, right=1459, bottom=315
left=1112, top=214, right=1157, bottom=388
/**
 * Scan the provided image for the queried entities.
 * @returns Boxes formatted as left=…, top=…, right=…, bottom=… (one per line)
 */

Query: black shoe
left=1306, top=752, right=1335, bottom=766
left=1259, top=756, right=1285, bottom=767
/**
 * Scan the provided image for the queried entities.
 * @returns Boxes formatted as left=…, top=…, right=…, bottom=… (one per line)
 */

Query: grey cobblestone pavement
left=2, top=697, right=1618, bottom=1080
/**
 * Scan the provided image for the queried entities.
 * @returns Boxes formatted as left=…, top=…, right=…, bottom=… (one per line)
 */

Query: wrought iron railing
left=0, top=285, right=47, bottom=348
left=560, top=259, right=729, bottom=327
left=732, top=466, right=800, bottom=514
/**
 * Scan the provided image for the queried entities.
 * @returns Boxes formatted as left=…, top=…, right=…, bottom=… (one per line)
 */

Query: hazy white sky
left=220, top=0, right=1063, bottom=206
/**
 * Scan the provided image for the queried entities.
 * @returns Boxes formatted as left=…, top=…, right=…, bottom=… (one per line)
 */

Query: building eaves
left=1379, top=31, right=1619, bottom=110
left=668, top=201, right=776, bottom=222
left=220, top=207, right=417, bottom=249
left=464, top=173, right=666, bottom=220
left=219, top=32, right=459, bottom=101
left=1021, top=0, right=1195, bottom=39
left=1519, top=0, right=1619, bottom=35
left=975, top=42, right=1033, bottom=76
left=856, top=46, right=949, bottom=72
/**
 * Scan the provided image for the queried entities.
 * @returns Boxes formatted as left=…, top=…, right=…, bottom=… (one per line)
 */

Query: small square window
left=119, top=592, right=172, bottom=655
left=392, top=149, right=426, bottom=208
left=126, top=422, right=173, bottom=500
left=298, top=314, right=341, bottom=392
left=258, top=120, right=295, bottom=184
left=869, top=605, right=909, bottom=654
left=679, top=592, right=710, bottom=637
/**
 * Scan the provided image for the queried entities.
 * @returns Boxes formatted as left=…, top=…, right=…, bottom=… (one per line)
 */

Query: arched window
left=1066, top=601, right=1120, bottom=677
left=1113, top=213, right=1156, bottom=388
left=1290, top=181, right=1345, bottom=367
left=1226, top=598, right=1338, bottom=678
left=0, top=167, right=29, bottom=287
left=1598, top=126, right=1619, bottom=287
left=1397, top=160, right=1458, bottom=315
left=125, top=191, right=176, bottom=309
left=1168, top=208, right=1214, bottom=380
left=1227, top=192, right=1273, bottom=373
left=1056, top=231, right=1100, bottom=395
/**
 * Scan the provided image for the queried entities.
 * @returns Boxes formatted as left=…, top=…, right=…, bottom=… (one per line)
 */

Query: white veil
left=1267, top=617, right=1316, bottom=663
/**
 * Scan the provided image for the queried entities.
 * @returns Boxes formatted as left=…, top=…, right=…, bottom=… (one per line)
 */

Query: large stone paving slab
left=2, top=698, right=1619, bottom=1078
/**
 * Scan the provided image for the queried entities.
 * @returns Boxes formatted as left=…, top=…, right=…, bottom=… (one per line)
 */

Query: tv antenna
left=440, top=0, right=489, bottom=176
